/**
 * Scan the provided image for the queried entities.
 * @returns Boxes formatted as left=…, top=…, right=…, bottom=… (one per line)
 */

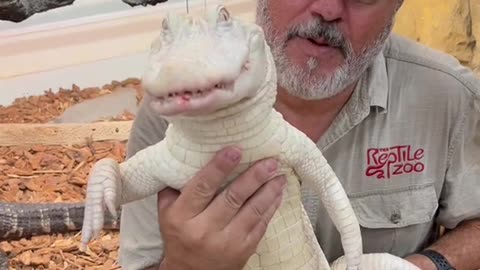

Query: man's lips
left=292, top=37, right=342, bottom=58
left=307, top=37, right=330, bottom=47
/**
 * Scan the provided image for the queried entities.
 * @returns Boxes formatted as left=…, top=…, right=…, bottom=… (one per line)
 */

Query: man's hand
left=403, top=253, right=436, bottom=270
left=156, top=146, right=287, bottom=270
left=404, top=218, right=480, bottom=270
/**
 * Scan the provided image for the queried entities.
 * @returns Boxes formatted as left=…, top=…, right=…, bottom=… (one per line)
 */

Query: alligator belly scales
left=78, top=4, right=421, bottom=270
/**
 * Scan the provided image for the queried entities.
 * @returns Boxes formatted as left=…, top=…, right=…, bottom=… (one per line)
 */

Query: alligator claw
left=80, top=158, right=122, bottom=251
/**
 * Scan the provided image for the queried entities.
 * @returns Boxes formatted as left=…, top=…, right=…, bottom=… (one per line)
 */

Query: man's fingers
left=157, top=188, right=180, bottom=213
left=245, top=192, right=283, bottom=246
left=226, top=175, right=286, bottom=235
left=202, top=158, right=281, bottom=229
left=174, top=146, right=242, bottom=219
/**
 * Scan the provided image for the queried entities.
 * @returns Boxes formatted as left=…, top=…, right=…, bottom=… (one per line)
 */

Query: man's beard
left=256, top=1, right=394, bottom=100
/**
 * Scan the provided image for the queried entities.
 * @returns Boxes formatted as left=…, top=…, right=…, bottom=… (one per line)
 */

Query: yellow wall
left=393, top=0, right=479, bottom=76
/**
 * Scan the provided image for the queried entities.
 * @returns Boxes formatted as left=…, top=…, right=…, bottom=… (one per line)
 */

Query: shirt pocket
left=349, top=182, right=440, bottom=255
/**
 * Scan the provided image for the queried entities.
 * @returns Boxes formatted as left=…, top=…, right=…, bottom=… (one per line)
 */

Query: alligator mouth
left=152, top=59, right=250, bottom=104
left=153, top=82, right=232, bottom=103
left=148, top=60, right=250, bottom=115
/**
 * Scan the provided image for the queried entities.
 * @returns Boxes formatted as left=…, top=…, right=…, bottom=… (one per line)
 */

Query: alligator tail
left=0, top=202, right=120, bottom=241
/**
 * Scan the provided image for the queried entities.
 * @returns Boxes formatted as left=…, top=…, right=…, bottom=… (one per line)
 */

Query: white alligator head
left=141, top=4, right=270, bottom=117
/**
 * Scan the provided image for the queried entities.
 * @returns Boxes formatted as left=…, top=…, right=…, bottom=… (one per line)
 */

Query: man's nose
left=308, top=0, right=344, bottom=22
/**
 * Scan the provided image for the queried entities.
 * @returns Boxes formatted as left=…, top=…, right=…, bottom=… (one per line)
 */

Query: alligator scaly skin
left=0, top=202, right=119, bottom=241
left=0, top=201, right=119, bottom=268
left=0, top=252, right=7, bottom=270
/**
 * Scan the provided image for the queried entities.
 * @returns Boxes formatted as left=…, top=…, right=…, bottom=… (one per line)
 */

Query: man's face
left=256, top=0, right=401, bottom=100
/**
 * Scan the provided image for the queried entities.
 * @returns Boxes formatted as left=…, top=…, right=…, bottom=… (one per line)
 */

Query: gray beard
left=256, top=1, right=394, bottom=100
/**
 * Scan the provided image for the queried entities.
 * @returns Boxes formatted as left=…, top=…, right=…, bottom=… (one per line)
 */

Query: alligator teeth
left=156, top=77, right=239, bottom=102
left=159, top=82, right=230, bottom=100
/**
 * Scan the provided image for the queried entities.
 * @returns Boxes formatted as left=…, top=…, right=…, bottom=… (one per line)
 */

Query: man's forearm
left=405, top=218, right=480, bottom=270
left=150, top=219, right=480, bottom=270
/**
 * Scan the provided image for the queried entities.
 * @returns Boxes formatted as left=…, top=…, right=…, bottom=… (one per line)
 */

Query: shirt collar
left=365, top=49, right=389, bottom=113
left=316, top=48, right=390, bottom=150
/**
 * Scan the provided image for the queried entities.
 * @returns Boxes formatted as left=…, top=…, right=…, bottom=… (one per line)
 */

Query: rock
left=393, top=0, right=479, bottom=76
left=0, top=0, right=169, bottom=23
left=0, top=0, right=76, bottom=22
left=470, top=0, right=480, bottom=74
left=121, top=0, right=168, bottom=7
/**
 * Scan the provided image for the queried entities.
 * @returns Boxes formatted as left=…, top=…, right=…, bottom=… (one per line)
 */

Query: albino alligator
left=80, top=4, right=421, bottom=270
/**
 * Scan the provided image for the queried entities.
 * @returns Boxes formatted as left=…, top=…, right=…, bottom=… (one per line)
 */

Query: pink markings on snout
left=176, top=94, right=192, bottom=108
left=243, top=60, right=250, bottom=71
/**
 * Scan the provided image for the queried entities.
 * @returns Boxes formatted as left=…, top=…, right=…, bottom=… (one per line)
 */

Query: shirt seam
left=348, top=182, right=435, bottom=198
left=383, top=54, right=478, bottom=169
left=445, top=105, right=469, bottom=172
left=383, top=55, right=479, bottom=97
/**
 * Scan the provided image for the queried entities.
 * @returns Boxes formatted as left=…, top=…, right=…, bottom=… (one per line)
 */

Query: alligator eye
left=162, top=16, right=169, bottom=31
left=217, top=6, right=230, bottom=23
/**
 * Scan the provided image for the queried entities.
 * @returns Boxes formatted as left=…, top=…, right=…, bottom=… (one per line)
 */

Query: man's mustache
left=285, top=18, right=352, bottom=58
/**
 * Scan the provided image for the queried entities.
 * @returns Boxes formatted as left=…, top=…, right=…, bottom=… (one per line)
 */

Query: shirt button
left=391, top=212, right=401, bottom=224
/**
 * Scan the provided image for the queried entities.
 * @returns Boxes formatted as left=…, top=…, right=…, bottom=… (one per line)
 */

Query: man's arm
left=406, top=86, right=480, bottom=269
left=405, top=218, right=480, bottom=270
left=118, top=97, right=170, bottom=270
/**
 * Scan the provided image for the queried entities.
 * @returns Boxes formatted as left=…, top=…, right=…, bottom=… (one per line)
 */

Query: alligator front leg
left=284, top=126, right=421, bottom=270
left=284, top=129, right=362, bottom=270
left=80, top=140, right=170, bottom=251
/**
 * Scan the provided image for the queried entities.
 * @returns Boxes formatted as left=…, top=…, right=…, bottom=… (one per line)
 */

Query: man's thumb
left=157, top=188, right=180, bottom=212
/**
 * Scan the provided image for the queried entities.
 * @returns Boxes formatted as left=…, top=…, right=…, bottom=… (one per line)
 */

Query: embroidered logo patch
left=366, top=145, right=425, bottom=180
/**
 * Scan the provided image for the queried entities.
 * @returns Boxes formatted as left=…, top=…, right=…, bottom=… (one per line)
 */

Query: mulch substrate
left=0, top=78, right=143, bottom=269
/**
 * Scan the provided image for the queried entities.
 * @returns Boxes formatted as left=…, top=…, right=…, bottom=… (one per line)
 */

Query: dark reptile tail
left=0, top=202, right=120, bottom=241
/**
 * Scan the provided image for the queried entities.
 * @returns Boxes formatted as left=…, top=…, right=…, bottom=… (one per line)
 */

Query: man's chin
left=283, top=88, right=344, bottom=101
left=280, top=63, right=345, bottom=86
left=278, top=78, right=345, bottom=101
left=285, top=42, right=345, bottom=70
left=276, top=64, right=354, bottom=101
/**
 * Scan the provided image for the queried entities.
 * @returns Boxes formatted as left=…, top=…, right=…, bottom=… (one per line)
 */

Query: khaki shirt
left=118, top=34, right=480, bottom=269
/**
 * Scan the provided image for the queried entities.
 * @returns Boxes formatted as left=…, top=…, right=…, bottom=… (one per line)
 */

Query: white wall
left=0, top=0, right=186, bottom=106
left=0, top=0, right=253, bottom=107
left=0, top=0, right=185, bottom=31
left=0, top=52, right=149, bottom=106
